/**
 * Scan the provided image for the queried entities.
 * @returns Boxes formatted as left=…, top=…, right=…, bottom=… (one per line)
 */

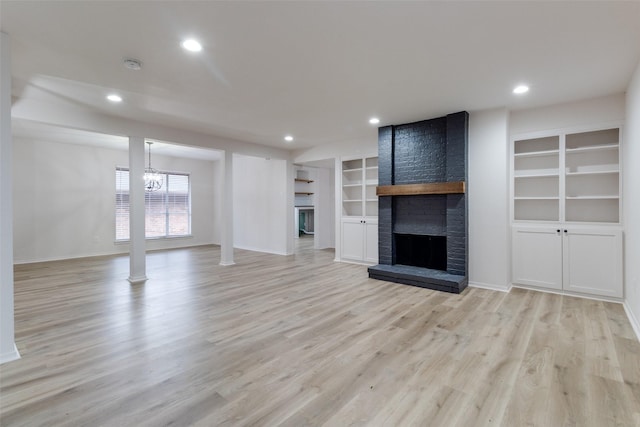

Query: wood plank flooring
left=1, top=238, right=639, bottom=426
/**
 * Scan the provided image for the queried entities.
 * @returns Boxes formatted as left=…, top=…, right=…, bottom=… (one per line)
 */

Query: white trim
left=128, top=275, right=148, bottom=284
left=512, top=283, right=624, bottom=304
left=0, top=344, right=21, bottom=364
left=336, top=258, right=377, bottom=267
left=469, top=281, right=512, bottom=293
left=623, top=302, right=640, bottom=342
left=13, top=242, right=215, bottom=265
left=232, top=244, right=290, bottom=257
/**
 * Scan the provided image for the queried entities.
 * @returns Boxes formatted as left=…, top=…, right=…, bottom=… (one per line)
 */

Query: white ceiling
left=2, top=1, right=640, bottom=151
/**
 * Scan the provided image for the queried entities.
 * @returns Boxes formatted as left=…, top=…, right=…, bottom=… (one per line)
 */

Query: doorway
left=294, top=159, right=335, bottom=254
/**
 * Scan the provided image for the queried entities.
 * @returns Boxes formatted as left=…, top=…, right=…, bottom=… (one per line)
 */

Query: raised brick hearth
left=368, top=111, right=469, bottom=294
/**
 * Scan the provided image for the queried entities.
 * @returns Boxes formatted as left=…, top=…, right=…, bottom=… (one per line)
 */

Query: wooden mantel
left=376, top=181, right=465, bottom=196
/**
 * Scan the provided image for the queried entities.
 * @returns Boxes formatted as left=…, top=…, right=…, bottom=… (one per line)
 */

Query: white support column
left=220, top=150, right=235, bottom=265
left=0, top=32, right=20, bottom=364
left=128, top=136, right=147, bottom=283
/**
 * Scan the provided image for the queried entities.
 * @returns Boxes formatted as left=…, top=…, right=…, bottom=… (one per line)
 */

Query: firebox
left=394, top=234, right=446, bottom=271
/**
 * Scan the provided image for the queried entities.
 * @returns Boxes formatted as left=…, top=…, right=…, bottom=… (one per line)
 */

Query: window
left=115, top=168, right=191, bottom=241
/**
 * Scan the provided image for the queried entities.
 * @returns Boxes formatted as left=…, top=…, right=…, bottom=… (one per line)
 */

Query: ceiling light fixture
left=181, top=39, right=202, bottom=52
left=106, top=94, right=122, bottom=103
left=123, top=58, right=142, bottom=71
left=369, top=117, right=380, bottom=125
left=284, top=135, right=294, bottom=142
left=144, top=141, right=163, bottom=192
left=513, top=85, right=530, bottom=95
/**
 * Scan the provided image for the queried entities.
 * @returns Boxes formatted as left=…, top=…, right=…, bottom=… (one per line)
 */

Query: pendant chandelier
left=144, top=141, right=163, bottom=192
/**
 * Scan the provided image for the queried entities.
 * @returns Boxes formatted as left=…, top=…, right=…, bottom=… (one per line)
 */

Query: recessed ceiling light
left=106, top=94, right=122, bottom=103
left=123, top=58, right=142, bottom=71
left=284, top=135, right=294, bottom=142
left=513, top=85, right=529, bottom=94
left=369, top=117, right=380, bottom=125
left=181, top=39, right=202, bottom=52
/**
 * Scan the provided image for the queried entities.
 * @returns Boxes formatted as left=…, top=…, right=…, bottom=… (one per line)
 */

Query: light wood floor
left=1, top=238, right=639, bottom=426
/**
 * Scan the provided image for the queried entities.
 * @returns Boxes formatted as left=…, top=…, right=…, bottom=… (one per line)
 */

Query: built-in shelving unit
left=513, top=128, right=620, bottom=223
left=513, top=135, right=560, bottom=222
left=340, top=156, right=378, bottom=264
left=342, top=158, right=379, bottom=217
left=511, top=126, right=623, bottom=299
left=564, top=128, right=619, bottom=223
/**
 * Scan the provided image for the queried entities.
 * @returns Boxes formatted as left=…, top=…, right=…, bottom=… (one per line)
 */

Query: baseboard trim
left=511, top=284, right=624, bottom=304
left=469, top=281, right=512, bottom=293
left=623, top=302, right=640, bottom=342
left=0, top=344, right=21, bottom=364
left=233, top=245, right=289, bottom=256
left=14, top=243, right=218, bottom=265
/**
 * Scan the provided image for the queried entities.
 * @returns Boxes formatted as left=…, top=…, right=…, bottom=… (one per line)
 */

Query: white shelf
left=566, top=195, right=619, bottom=200
left=515, top=171, right=560, bottom=178
left=566, top=143, right=618, bottom=154
left=514, top=149, right=560, bottom=158
left=566, top=170, right=619, bottom=176
left=343, top=199, right=362, bottom=203
left=343, top=168, right=362, bottom=173
left=342, top=183, right=362, bottom=188
left=515, top=197, right=559, bottom=200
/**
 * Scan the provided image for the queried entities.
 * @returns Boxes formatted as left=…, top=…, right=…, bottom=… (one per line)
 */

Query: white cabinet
left=511, top=126, right=623, bottom=300
left=341, top=218, right=378, bottom=263
left=512, top=226, right=563, bottom=290
left=512, top=225, right=623, bottom=298
left=563, top=228, right=623, bottom=298
left=339, top=156, right=378, bottom=264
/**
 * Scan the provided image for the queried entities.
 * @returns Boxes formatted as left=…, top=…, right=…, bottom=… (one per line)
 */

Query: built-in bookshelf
left=341, top=157, right=378, bottom=217
left=513, top=128, right=620, bottom=223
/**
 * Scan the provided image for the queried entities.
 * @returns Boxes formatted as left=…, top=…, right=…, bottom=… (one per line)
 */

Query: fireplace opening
left=394, top=234, right=446, bottom=271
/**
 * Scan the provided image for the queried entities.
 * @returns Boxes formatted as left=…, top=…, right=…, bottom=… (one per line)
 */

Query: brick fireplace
left=368, top=111, right=468, bottom=293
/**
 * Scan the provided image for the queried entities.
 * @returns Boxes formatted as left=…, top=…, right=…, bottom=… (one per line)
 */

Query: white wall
left=314, top=166, right=335, bottom=249
left=1, top=31, right=19, bottom=363
left=510, top=93, right=625, bottom=135
left=468, top=109, right=510, bottom=290
left=292, top=138, right=377, bottom=164
left=233, top=154, right=288, bottom=255
left=13, top=138, right=220, bottom=263
left=624, top=60, right=640, bottom=338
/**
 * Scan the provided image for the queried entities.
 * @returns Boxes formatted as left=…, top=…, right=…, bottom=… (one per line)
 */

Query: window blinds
left=115, top=168, right=191, bottom=240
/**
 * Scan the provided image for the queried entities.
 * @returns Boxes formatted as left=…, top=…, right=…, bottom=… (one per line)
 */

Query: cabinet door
left=563, top=228, right=623, bottom=298
left=512, top=226, right=562, bottom=290
left=364, top=219, right=378, bottom=263
left=342, top=219, right=364, bottom=261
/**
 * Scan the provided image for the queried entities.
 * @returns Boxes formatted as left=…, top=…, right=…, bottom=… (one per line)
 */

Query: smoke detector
left=123, top=58, right=142, bottom=71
